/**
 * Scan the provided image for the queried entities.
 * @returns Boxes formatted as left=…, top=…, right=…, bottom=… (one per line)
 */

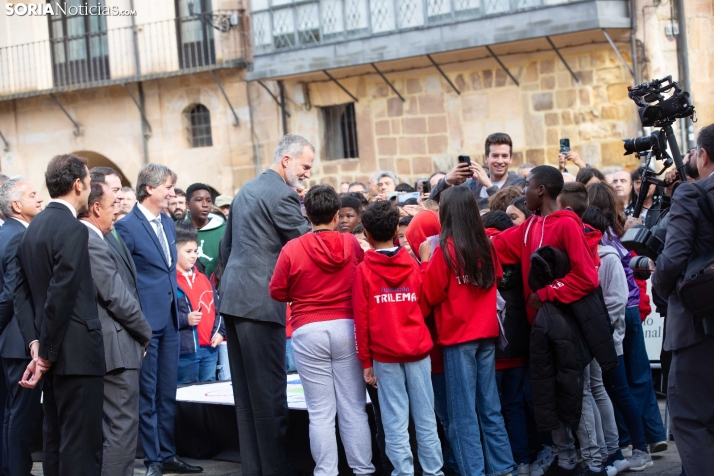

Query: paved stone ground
left=31, top=398, right=683, bottom=475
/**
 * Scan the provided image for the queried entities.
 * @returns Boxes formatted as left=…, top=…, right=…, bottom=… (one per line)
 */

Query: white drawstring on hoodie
left=523, top=215, right=548, bottom=249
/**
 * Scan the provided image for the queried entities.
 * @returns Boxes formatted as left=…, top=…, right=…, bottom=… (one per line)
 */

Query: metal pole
left=629, top=0, right=639, bottom=85
left=426, top=54, right=460, bottom=94
left=371, top=63, right=405, bottom=101
left=138, top=83, right=150, bottom=163
left=49, top=93, right=82, bottom=136
left=0, top=129, right=9, bottom=152
left=675, top=0, right=693, bottom=149
left=485, top=46, right=520, bottom=86
left=602, top=29, right=635, bottom=78
left=545, top=36, right=579, bottom=84
left=278, top=80, right=288, bottom=136
left=322, top=70, right=359, bottom=102
left=211, top=71, right=240, bottom=126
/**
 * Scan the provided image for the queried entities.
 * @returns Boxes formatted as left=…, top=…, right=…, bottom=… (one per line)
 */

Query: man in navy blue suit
left=115, top=164, right=202, bottom=476
left=0, top=177, right=44, bottom=476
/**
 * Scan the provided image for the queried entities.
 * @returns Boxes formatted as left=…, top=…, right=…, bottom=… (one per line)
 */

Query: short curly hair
left=361, top=201, right=399, bottom=242
left=488, top=185, right=523, bottom=212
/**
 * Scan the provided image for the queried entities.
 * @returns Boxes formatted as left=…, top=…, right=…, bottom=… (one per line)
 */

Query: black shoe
left=146, top=465, right=163, bottom=476
left=544, top=460, right=577, bottom=476
left=162, top=456, right=203, bottom=474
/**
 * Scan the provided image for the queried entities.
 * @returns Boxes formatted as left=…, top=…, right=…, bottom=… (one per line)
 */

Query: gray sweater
left=598, top=245, right=628, bottom=355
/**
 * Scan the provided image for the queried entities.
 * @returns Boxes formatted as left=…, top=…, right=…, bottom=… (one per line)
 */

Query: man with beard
left=168, top=189, right=187, bottom=221
left=220, top=134, right=313, bottom=476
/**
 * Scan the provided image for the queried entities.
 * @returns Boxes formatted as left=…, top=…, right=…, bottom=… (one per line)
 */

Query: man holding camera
left=652, top=123, right=714, bottom=475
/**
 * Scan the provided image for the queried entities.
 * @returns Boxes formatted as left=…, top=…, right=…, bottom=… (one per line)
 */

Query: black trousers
left=668, top=335, right=714, bottom=476
left=3, top=358, right=42, bottom=476
left=43, top=371, right=104, bottom=476
left=224, top=315, right=290, bottom=476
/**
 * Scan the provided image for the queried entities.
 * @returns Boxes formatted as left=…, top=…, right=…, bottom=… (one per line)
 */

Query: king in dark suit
left=115, top=164, right=201, bottom=476
left=220, top=135, right=313, bottom=476
left=14, top=155, right=105, bottom=476
left=0, top=178, right=44, bottom=476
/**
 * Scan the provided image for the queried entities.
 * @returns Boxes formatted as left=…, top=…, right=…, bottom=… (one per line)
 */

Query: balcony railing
left=0, top=10, right=248, bottom=100
left=251, top=0, right=580, bottom=54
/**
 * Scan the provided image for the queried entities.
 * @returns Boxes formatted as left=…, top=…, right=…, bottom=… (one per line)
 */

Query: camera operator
left=652, top=123, right=714, bottom=475
left=624, top=168, right=669, bottom=231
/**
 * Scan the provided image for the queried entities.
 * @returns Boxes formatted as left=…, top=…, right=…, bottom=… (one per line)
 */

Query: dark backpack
left=677, top=182, right=714, bottom=316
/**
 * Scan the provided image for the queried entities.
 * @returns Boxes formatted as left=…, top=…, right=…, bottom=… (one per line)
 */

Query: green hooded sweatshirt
left=195, top=212, right=226, bottom=277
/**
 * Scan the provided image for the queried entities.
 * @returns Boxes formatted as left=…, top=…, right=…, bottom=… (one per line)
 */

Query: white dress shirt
left=137, top=202, right=172, bottom=266
left=10, top=217, right=29, bottom=228
left=81, top=220, right=104, bottom=240
left=49, top=198, right=78, bottom=218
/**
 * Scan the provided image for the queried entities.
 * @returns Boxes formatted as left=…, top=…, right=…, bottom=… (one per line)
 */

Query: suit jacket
left=14, top=203, right=105, bottom=376
left=115, top=204, right=178, bottom=331
left=0, top=218, right=30, bottom=359
left=85, top=227, right=152, bottom=372
left=429, top=171, right=524, bottom=202
left=220, top=169, right=310, bottom=324
left=106, top=231, right=139, bottom=296
left=653, top=175, right=714, bottom=351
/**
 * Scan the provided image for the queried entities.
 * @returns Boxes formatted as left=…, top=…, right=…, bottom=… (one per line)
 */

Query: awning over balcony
left=247, top=0, right=631, bottom=81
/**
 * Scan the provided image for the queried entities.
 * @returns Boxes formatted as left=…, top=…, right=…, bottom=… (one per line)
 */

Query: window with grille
left=185, top=104, right=213, bottom=147
left=48, top=0, right=110, bottom=87
left=323, top=103, right=359, bottom=160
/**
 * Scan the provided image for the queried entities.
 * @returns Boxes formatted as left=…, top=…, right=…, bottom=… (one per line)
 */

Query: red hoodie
left=269, top=231, right=364, bottom=331
left=353, top=247, right=433, bottom=368
left=405, top=210, right=445, bottom=373
left=492, top=210, right=600, bottom=324
left=422, top=238, right=503, bottom=346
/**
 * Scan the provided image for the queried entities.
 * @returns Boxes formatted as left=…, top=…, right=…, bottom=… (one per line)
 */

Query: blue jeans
left=604, top=355, right=648, bottom=452
left=444, top=339, right=515, bottom=476
left=496, top=367, right=530, bottom=465
left=286, top=337, right=297, bottom=373
left=178, top=346, right=218, bottom=384
left=216, top=341, right=231, bottom=381
left=374, top=357, right=444, bottom=476
left=432, top=373, right=458, bottom=472
left=622, top=307, right=666, bottom=443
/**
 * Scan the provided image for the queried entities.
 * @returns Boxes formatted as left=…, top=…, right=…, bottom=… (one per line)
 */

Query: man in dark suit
left=14, top=154, right=105, bottom=476
left=652, top=123, right=714, bottom=475
left=81, top=181, right=153, bottom=476
left=115, top=164, right=201, bottom=476
left=220, top=134, right=313, bottom=476
left=429, top=132, right=524, bottom=202
left=0, top=177, right=44, bottom=476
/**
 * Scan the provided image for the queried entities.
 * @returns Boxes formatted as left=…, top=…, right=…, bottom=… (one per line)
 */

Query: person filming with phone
left=429, top=132, right=524, bottom=202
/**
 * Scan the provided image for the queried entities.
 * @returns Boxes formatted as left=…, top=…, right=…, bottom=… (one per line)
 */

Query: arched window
left=185, top=104, right=213, bottom=147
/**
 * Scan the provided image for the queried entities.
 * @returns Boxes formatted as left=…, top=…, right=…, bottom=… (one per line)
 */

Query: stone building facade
left=0, top=0, right=712, bottom=194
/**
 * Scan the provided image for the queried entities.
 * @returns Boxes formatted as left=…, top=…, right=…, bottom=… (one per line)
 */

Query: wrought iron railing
left=251, top=0, right=580, bottom=54
left=0, top=10, right=248, bottom=100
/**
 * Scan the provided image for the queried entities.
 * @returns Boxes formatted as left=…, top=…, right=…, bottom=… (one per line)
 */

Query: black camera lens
left=623, top=135, right=655, bottom=155
left=630, top=255, right=652, bottom=280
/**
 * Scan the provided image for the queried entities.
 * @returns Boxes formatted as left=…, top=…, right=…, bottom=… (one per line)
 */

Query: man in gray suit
left=653, top=123, right=714, bottom=475
left=80, top=181, right=152, bottom=476
left=220, top=134, right=313, bottom=476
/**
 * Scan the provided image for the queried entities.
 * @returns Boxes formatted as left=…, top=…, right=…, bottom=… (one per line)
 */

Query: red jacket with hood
left=353, top=247, right=433, bottom=368
left=405, top=210, right=445, bottom=373
left=422, top=238, right=503, bottom=346
left=269, top=231, right=364, bottom=331
left=491, top=210, right=600, bottom=324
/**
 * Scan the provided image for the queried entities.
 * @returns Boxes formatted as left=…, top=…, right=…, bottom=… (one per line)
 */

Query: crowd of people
left=0, top=126, right=711, bottom=476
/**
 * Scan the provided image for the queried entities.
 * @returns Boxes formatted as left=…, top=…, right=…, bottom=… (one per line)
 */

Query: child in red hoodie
left=269, top=185, right=374, bottom=476
left=353, top=201, right=443, bottom=476
left=491, top=166, right=600, bottom=475
left=419, top=186, right=514, bottom=476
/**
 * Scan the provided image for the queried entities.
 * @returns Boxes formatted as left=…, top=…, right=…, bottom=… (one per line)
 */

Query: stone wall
left=0, top=69, right=255, bottom=195
left=268, top=43, right=640, bottom=189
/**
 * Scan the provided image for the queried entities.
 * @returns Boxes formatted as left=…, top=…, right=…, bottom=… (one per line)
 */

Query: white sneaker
left=530, top=446, right=556, bottom=476
left=627, top=449, right=654, bottom=471
left=612, top=459, right=630, bottom=472
left=620, top=445, right=632, bottom=458
left=518, top=463, right=531, bottom=475
left=604, top=465, right=618, bottom=476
